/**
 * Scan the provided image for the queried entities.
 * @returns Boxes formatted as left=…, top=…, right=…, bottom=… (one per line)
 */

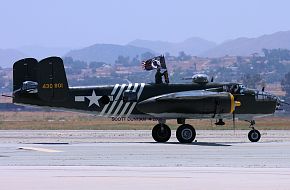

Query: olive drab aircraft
left=12, top=56, right=285, bottom=143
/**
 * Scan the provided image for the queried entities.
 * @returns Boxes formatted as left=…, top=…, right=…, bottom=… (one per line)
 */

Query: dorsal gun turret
left=192, top=74, right=209, bottom=84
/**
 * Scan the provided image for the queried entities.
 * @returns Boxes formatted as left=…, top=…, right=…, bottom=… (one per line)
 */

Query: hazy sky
left=1, top=0, right=290, bottom=49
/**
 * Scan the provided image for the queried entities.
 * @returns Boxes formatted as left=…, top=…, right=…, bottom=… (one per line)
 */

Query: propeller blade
left=233, top=111, right=236, bottom=135
left=1, top=94, right=12, bottom=98
left=281, top=101, right=290, bottom=106
left=277, top=97, right=290, bottom=105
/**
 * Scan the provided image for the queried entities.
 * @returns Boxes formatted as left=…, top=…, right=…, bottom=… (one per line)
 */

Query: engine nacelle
left=136, top=91, right=240, bottom=117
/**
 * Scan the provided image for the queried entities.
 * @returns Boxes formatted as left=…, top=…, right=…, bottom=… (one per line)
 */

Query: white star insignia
left=86, top=90, right=103, bottom=107
left=75, top=90, right=103, bottom=107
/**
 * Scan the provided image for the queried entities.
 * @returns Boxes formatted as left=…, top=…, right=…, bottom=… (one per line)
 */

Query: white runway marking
left=18, top=147, right=63, bottom=153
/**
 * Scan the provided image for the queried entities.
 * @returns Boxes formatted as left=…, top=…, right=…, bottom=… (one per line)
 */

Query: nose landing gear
left=246, top=120, right=261, bottom=142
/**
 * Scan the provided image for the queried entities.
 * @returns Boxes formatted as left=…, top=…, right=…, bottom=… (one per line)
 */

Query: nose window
left=256, top=93, right=265, bottom=100
left=255, top=91, right=273, bottom=101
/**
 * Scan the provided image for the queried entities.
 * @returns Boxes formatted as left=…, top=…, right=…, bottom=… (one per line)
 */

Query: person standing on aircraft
left=142, top=55, right=169, bottom=84
left=163, top=70, right=169, bottom=84
left=155, top=68, right=164, bottom=84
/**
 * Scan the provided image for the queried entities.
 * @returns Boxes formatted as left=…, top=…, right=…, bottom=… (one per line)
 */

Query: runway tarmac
left=0, top=130, right=290, bottom=190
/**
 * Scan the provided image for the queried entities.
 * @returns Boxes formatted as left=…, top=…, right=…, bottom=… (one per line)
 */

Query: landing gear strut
left=152, top=123, right=171, bottom=142
left=246, top=120, right=261, bottom=142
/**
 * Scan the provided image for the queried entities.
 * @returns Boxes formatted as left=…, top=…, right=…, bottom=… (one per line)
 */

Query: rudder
left=13, top=58, right=38, bottom=92
left=37, top=57, right=69, bottom=102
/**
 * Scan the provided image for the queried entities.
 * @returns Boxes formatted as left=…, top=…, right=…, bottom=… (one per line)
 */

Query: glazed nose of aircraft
left=255, top=90, right=284, bottom=110
left=275, top=96, right=290, bottom=110
left=262, top=90, right=290, bottom=110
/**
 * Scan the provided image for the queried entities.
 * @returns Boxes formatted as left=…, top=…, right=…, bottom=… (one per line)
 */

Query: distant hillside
left=65, top=44, right=155, bottom=64
left=18, top=46, right=71, bottom=60
left=128, top=37, right=216, bottom=56
left=0, top=49, right=26, bottom=68
left=202, top=31, right=290, bottom=57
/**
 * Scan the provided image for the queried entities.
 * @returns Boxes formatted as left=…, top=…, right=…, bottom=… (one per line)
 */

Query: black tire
left=152, top=124, right=171, bottom=142
left=248, top=129, right=261, bottom=142
left=176, top=124, right=196, bottom=143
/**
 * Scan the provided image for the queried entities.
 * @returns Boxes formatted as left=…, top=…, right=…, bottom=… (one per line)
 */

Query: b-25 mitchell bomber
left=12, top=56, right=283, bottom=143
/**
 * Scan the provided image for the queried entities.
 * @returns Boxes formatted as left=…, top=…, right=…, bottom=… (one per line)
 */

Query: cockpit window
left=223, top=84, right=245, bottom=94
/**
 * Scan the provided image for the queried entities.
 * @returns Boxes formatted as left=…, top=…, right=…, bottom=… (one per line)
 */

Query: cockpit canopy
left=192, top=74, right=210, bottom=84
left=222, top=84, right=277, bottom=101
left=223, top=84, right=246, bottom=94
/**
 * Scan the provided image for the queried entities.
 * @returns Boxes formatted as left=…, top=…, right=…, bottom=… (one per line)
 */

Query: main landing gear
left=152, top=119, right=196, bottom=143
left=152, top=123, right=171, bottom=142
left=176, top=124, right=196, bottom=143
left=246, top=120, right=261, bottom=142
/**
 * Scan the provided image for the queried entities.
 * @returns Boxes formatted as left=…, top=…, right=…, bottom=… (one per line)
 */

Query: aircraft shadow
left=163, top=142, right=232, bottom=146
left=30, top=142, right=69, bottom=145
left=94, top=141, right=232, bottom=147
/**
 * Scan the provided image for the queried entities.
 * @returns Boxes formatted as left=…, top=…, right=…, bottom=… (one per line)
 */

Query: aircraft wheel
left=152, top=124, right=171, bottom=142
left=248, top=129, right=261, bottom=142
left=176, top=124, right=196, bottom=143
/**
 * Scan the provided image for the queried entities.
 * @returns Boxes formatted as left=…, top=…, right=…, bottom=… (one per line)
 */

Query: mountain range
left=65, top=30, right=290, bottom=62
left=202, top=31, right=290, bottom=57
left=65, top=44, right=154, bottom=64
left=0, top=49, right=27, bottom=68
left=128, top=37, right=216, bottom=56
left=1, top=30, right=290, bottom=67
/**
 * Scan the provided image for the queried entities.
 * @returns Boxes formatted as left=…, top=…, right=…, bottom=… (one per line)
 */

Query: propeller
left=276, top=97, right=290, bottom=110
left=232, top=98, right=241, bottom=135
left=1, top=94, right=13, bottom=98
left=279, top=98, right=290, bottom=105
left=232, top=111, right=236, bottom=135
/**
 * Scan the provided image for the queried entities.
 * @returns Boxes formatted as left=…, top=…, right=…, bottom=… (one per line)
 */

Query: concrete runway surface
left=0, top=130, right=290, bottom=190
